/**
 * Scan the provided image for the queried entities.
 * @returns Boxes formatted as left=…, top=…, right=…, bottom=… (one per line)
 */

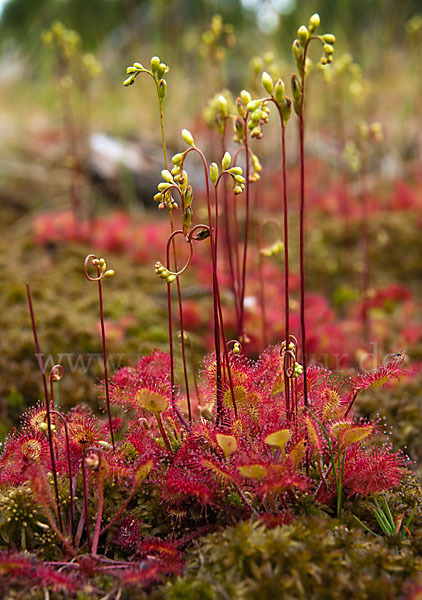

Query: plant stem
left=299, top=46, right=310, bottom=410
left=156, top=412, right=172, bottom=451
left=50, top=410, right=75, bottom=546
left=91, top=476, right=104, bottom=555
left=360, top=149, right=370, bottom=342
left=26, top=284, right=64, bottom=533
left=238, top=118, right=251, bottom=341
left=157, top=94, right=191, bottom=422
left=97, top=274, right=116, bottom=450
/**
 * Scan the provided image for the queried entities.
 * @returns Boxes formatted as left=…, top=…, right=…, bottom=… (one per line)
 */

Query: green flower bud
left=158, top=182, right=168, bottom=191
left=320, top=56, right=328, bottom=65
left=172, top=153, right=183, bottom=165
left=218, top=95, right=228, bottom=117
left=123, top=75, right=135, bottom=87
left=184, top=185, right=193, bottom=204
left=250, top=108, right=262, bottom=123
left=161, top=169, right=173, bottom=183
left=210, top=162, right=219, bottom=185
left=104, top=269, right=115, bottom=278
left=274, top=79, right=285, bottom=105
left=262, top=71, right=274, bottom=95
left=154, top=192, right=162, bottom=202
left=292, top=40, right=302, bottom=63
left=234, top=185, right=243, bottom=195
left=252, top=153, right=262, bottom=172
left=233, top=342, right=241, bottom=355
left=166, top=274, right=176, bottom=283
left=157, top=62, right=167, bottom=79
left=308, top=13, right=320, bottom=33
left=183, top=205, right=193, bottom=229
left=228, top=167, right=243, bottom=176
left=322, top=33, right=336, bottom=44
left=297, top=25, right=309, bottom=45
left=150, top=56, right=160, bottom=73
left=240, top=90, right=251, bottom=105
left=323, top=43, right=334, bottom=55
left=236, top=97, right=247, bottom=118
left=133, top=62, right=144, bottom=70
left=281, top=97, right=292, bottom=123
left=222, top=151, right=231, bottom=170
left=126, top=66, right=137, bottom=74
left=291, top=74, right=302, bottom=102
left=158, top=79, right=167, bottom=99
left=246, top=99, right=262, bottom=112
left=182, top=129, right=194, bottom=146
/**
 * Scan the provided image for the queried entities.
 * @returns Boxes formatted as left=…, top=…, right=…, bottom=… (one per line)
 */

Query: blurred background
left=0, top=0, right=420, bottom=456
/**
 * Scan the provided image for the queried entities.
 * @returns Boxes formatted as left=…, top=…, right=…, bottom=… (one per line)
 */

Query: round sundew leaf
left=135, top=460, right=153, bottom=484
left=289, top=439, right=306, bottom=466
left=216, top=434, right=237, bottom=457
left=342, top=425, right=373, bottom=447
left=136, top=389, right=169, bottom=414
left=369, top=375, right=389, bottom=388
left=265, top=429, right=291, bottom=452
left=238, top=464, right=267, bottom=480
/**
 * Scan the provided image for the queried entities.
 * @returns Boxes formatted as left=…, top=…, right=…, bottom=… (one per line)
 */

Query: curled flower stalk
left=124, top=58, right=191, bottom=421
left=84, top=254, right=116, bottom=450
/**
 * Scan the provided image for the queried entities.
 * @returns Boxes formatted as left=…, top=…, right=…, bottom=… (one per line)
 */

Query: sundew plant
left=0, top=13, right=420, bottom=600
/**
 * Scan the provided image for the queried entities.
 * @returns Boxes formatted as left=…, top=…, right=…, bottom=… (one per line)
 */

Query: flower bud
left=123, top=75, right=135, bottom=87
left=218, top=95, right=228, bottom=117
left=234, top=117, right=244, bottom=136
left=157, top=62, right=167, bottom=79
left=291, top=74, right=302, bottom=102
left=281, top=97, right=292, bottom=123
left=261, top=71, right=274, bottom=95
left=233, top=342, right=241, bottom=355
left=126, top=66, right=137, bottom=74
left=158, top=79, right=167, bottom=99
left=322, top=33, right=336, bottom=44
left=323, top=43, right=334, bottom=55
left=308, top=13, right=320, bottom=33
left=251, top=109, right=263, bottom=125
left=163, top=171, right=175, bottom=184
left=183, top=205, right=192, bottom=230
left=297, top=25, right=309, bottom=45
left=274, top=79, right=285, bottom=105
left=172, top=153, right=183, bottom=165
left=228, top=167, right=243, bottom=176
left=184, top=185, right=193, bottom=204
left=222, top=151, right=231, bottom=170
left=158, top=182, right=168, bottom=191
left=210, top=162, right=219, bottom=185
left=133, top=62, right=144, bottom=70
left=166, top=274, right=176, bottom=283
left=103, top=269, right=115, bottom=278
left=246, top=99, right=262, bottom=112
left=240, top=90, right=251, bottom=105
left=150, top=56, right=160, bottom=73
left=292, top=40, right=302, bottom=63
left=182, top=129, right=194, bottom=146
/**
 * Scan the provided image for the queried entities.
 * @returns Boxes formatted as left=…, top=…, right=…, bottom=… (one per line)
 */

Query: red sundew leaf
left=343, top=444, right=408, bottom=496
left=351, top=357, right=408, bottom=393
